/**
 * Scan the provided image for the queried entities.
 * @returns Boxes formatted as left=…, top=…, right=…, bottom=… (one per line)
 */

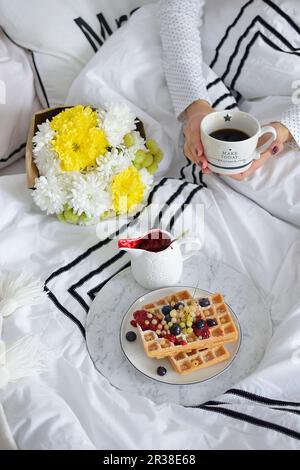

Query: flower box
left=26, top=107, right=64, bottom=188
left=26, top=104, right=162, bottom=225
left=25, top=106, right=146, bottom=189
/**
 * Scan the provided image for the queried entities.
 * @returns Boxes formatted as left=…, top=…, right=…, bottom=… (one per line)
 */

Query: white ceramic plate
left=120, top=286, right=241, bottom=386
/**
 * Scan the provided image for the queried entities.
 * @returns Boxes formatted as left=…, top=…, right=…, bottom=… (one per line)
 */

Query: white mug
left=200, top=111, right=277, bottom=175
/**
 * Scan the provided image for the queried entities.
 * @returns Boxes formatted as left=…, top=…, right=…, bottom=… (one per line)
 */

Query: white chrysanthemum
left=97, top=109, right=106, bottom=127
left=69, top=173, right=111, bottom=218
left=33, top=145, right=60, bottom=177
left=129, top=131, right=147, bottom=153
left=58, top=172, right=74, bottom=192
left=32, top=121, right=55, bottom=152
left=139, top=168, right=154, bottom=189
left=96, top=148, right=132, bottom=183
left=102, top=103, right=136, bottom=147
left=33, top=175, right=67, bottom=215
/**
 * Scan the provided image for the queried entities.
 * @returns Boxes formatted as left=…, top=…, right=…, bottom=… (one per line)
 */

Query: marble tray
left=86, top=254, right=272, bottom=406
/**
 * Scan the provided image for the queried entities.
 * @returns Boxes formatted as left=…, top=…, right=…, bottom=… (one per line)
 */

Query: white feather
left=0, top=272, right=47, bottom=317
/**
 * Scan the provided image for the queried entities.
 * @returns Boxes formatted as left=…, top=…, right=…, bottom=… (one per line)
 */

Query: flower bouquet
left=30, top=104, right=163, bottom=225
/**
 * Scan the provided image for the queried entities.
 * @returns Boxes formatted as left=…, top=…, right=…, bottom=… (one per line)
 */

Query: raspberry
left=194, top=328, right=202, bottom=337
left=200, top=326, right=210, bottom=339
left=139, top=321, right=147, bottom=331
left=130, top=320, right=137, bottom=328
left=194, top=325, right=210, bottom=339
left=133, top=310, right=148, bottom=322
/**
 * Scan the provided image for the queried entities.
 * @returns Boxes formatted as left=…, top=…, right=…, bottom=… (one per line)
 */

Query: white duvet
left=1, top=4, right=300, bottom=450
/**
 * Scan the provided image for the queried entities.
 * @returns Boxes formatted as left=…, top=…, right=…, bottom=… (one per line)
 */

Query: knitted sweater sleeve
left=160, top=0, right=210, bottom=119
left=279, top=105, right=300, bottom=150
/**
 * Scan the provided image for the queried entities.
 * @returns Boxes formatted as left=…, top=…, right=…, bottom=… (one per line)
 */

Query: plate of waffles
left=120, top=286, right=241, bottom=385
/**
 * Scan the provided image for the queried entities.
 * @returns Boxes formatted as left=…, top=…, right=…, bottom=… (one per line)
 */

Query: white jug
left=118, top=229, right=202, bottom=290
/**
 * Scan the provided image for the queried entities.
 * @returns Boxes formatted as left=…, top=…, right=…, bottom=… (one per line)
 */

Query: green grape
left=124, top=133, right=135, bottom=148
left=153, top=149, right=164, bottom=163
left=57, top=213, right=66, bottom=223
left=147, top=162, right=158, bottom=175
left=64, top=208, right=80, bottom=225
left=143, top=152, right=154, bottom=168
left=133, top=161, right=143, bottom=170
left=146, top=139, right=159, bottom=155
left=134, top=150, right=147, bottom=166
left=100, top=210, right=114, bottom=221
left=80, top=213, right=89, bottom=223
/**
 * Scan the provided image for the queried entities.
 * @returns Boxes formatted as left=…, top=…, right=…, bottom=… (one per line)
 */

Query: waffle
left=168, top=344, right=230, bottom=375
left=142, top=290, right=192, bottom=310
left=135, top=290, right=238, bottom=359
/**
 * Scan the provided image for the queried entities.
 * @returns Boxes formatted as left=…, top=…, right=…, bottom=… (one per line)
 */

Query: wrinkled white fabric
left=0, top=171, right=300, bottom=449
left=0, top=404, right=17, bottom=450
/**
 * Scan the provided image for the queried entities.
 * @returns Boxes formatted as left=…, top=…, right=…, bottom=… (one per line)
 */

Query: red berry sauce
left=165, top=334, right=176, bottom=344
left=118, top=230, right=172, bottom=253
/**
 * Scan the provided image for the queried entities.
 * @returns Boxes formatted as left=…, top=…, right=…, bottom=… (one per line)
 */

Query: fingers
left=198, top=152, right=208, bottom=169
left=184, top=142, right=210, bottom=172
left=183, top=141, right=197, bottom=164
left=260, top=139, right=284, bottom=160
left=183, top=126, right=207, bottom=167
left=183, top=133, right=201, bottom=165
left=229, top=173, right=246, bottom=181
left=229, top=161, right=257, bottom=181
left=202, top=166, right=212, bottom=174
left=192, top=130, right=204, bottom=163
left=228, top=139, right=285, bottom=181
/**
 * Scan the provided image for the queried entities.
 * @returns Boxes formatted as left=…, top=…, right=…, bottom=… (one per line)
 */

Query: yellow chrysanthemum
left=50, top=106, right=108, bottom=172
left=111, top=166, right=145, bottom=214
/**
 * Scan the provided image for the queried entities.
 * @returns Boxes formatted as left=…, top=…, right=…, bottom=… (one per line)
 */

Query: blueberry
left=157, top=366, right=167, bottom=377
left=164, top=314, right=172, bottom=323
left=170, top=324, right=182, bottom=336
left=162, top=305, right=172, bottom=316
left=195, top=320, right=206, bottom=329
left=126, top=331, right=137, bottom=342
left=174, top=302, right=184, bottom=310
left=207, top=319, right=217, bottom=327
left=199, top=298, right=210, bottom=308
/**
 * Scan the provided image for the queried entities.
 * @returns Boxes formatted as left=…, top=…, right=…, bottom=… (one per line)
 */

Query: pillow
left=0, top=30, right=40, bottom=170
left=0, top=0, right=152, bottom=107
left=202, top=0, right=300, bottom=101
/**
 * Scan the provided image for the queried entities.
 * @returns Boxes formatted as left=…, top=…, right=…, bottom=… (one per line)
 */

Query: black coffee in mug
left=201, top=110, right=277, bottom=175
left=210, top=128, right=250, bottom=142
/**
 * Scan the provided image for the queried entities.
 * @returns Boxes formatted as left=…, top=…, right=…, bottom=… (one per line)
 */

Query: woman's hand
left=229, top=122, right=293, bottom=181
left=183, top=99, right=214, bottom=170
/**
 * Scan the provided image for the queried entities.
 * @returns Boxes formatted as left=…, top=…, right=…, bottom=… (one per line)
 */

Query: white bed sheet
left=0, top=172, right=300, bottom=450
